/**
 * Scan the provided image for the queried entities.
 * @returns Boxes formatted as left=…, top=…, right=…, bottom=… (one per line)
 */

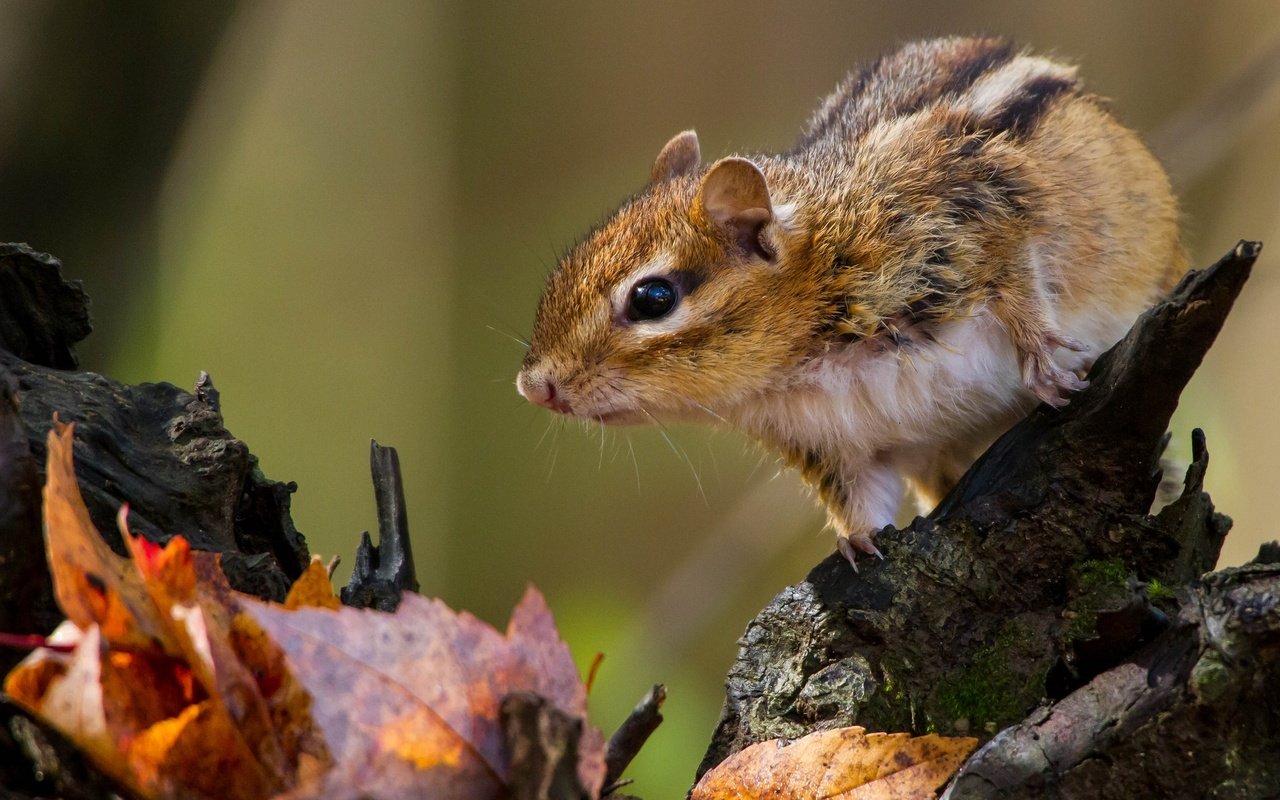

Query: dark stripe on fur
left=880, top=38, right=1020, bottom=122
left=846, top=55, right=886, bottom=103
left=983, top=75, right=1077, bottom=139
left=798, top=38, right=1018, bottom=149
left=936, top=40, right=1017, bottom=100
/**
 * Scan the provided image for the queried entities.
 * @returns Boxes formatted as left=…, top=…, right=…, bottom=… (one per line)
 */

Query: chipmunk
left=516, top=37, right=1185, bottom=568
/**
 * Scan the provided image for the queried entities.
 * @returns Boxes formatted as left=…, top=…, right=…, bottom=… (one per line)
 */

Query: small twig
left=370, top=440, right=417, bottom=592
left=604, top=684, right=667, bottom=793
left=586, top=652, right=605, bottom=694
left=339, top=440, right=420, bottom=610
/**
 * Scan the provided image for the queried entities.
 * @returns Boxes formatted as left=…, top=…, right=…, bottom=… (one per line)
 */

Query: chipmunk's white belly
left=766, top=315, right=1027, bottom=456
left=733, top=300, right=1135, bottom=461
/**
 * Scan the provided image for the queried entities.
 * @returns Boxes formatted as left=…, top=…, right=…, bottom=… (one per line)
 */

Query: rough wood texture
left=0, top=371, right=59, bottom=673
left=0, top=245, right=91, bottom=370
left=699, top=242, right=1277, bottom=797
left=946, top=553, right=1280, bottom=798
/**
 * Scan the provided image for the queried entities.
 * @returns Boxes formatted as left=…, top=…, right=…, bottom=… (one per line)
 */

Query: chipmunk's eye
left=628, top=278, right=678, bottom=321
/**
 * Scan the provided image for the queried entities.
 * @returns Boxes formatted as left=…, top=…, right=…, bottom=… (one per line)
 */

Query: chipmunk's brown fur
left=518, top=37, right=1185, bottom=566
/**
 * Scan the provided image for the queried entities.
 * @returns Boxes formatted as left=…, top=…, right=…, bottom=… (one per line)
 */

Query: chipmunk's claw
left=1028, top=369, right=1089, bottom=407
left=837, top=534, right=883, bottom=571
left=1022, top=339, right=1090, bottom=408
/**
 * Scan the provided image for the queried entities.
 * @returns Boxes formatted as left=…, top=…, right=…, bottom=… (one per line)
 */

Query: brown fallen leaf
left=7, top=620, right=280, bottom=800
left=6, top=421, right=309, bottom=799
left=125, top=698, right=277, bottom=800
left=244, top=586, right=607, bottom=800
left=691, top=725, right=977, bottom=800
left=41, top=419, right=182, bottom=655
left=284, top=558, right=341, bottom=610
left=227, top=610, right=332, bottom=783
left=120, top=519, right=296, bottom=790
left=11, top=625, right=119, bottom=781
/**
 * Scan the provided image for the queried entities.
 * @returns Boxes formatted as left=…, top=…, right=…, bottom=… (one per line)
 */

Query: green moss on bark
left=932, top=619, right=1050, bottom=730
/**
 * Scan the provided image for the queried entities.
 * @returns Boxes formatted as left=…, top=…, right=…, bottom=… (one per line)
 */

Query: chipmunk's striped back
left=800, top=37, right=1080, bottom=150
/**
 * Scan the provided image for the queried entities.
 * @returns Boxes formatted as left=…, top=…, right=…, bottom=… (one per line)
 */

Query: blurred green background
left=2, top=1, right=1278, bottom=795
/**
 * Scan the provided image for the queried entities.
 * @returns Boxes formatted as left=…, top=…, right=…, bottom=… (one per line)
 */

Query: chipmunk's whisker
left=486, top=325, right=531, bottom=350
left=640, top=406, right=706, bottom=503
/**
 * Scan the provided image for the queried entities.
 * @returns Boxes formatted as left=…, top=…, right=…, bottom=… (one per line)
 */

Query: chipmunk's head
left=517, top=131, right=818, bottom=424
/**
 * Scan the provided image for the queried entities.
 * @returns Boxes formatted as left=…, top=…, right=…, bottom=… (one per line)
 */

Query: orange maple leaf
left=692, top=725, right=977, bottom=799
left=283, top=558, right=340, bottom=611
left=6, top=421, right=312, bottom=799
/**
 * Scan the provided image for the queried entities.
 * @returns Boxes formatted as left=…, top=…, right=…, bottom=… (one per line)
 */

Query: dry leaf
left=126, top=699, right=276, bottom=800
left=243, top=586, right=606, bottom=800
left=41, top=420, right=181, bottom=654
left=6, top=421, right=310, bottom=799
left=19, top=625, right=119, bottom=778
left=692, top=726, right=977, bottom=800
left=283, top=558, right=340, bottom=610
left=119, top=513, right=296, bottom=785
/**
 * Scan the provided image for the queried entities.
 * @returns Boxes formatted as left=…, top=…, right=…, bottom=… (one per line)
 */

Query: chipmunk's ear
left=651, top=130, right=701, bottom=182
left=697, top=157, right=774, bottom=261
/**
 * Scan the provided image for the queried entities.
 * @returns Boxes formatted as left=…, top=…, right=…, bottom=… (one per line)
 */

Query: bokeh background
left=2, top=1, right=1278, bottom=795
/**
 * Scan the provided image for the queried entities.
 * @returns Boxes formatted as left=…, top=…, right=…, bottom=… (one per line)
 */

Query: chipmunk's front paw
left=836, top=532, right=884, bottom=571
left=1021, top=335, right=1089, bottom=407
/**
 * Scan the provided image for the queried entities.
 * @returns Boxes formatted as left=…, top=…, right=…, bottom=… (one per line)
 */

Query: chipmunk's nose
left=517, top=370, right=574, bottom=414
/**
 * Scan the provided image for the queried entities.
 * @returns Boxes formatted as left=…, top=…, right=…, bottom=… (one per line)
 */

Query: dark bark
left=697, top=242, right=1279, bottom=797
left=0, top=364, right=59, bottom=675
left=0, top=245, right=91, bottom=371
left=945, top=553, right=1280, bottom=799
